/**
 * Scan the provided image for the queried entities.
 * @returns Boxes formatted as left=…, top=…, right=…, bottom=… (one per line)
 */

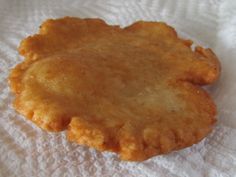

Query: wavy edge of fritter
left=67, top=84, right=217, bottom=161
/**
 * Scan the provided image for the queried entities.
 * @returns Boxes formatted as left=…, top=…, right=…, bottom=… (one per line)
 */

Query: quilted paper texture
left=0, top=0, right=236, bottom=176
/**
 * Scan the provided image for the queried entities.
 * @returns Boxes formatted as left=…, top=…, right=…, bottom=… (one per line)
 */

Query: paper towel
left=0, top=0, right=236, bottom=176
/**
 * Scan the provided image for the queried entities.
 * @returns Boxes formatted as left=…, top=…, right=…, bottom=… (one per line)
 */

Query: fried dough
left=9, top=17, right=220, bottom=161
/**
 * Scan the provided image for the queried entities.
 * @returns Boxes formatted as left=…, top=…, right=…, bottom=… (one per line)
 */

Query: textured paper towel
left=0, top=0, right=236, bottom=176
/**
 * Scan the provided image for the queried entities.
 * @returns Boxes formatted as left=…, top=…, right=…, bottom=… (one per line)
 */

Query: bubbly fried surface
left=9, top=17, right=220, bottom=161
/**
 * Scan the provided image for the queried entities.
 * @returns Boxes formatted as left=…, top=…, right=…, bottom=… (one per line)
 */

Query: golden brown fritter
left=9, top=17, right=220, bottom=161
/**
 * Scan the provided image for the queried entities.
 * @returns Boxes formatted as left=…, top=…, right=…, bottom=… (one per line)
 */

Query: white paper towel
left=0, top=0, right=236, bottom=176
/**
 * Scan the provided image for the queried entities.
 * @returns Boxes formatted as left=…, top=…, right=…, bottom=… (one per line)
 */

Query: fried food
left=9, top=17, right=220, bottom=161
